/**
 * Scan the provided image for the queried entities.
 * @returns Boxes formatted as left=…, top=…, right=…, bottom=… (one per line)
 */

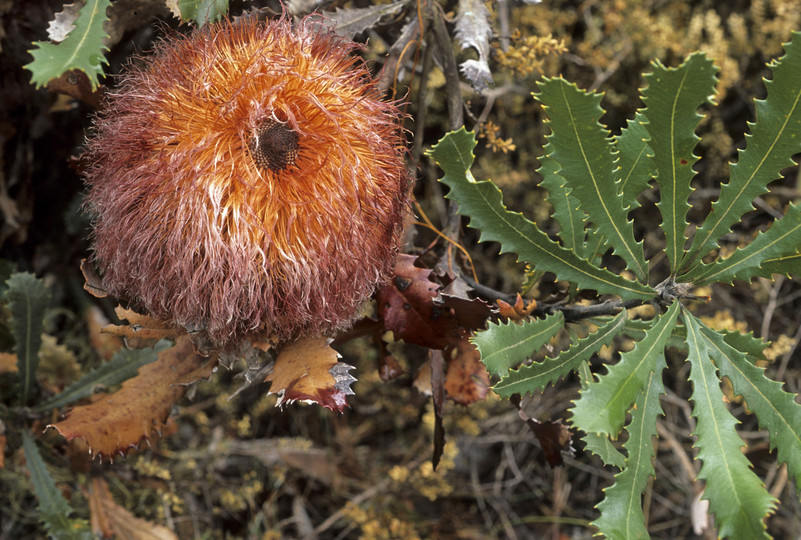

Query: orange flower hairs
left=83, top=15, right=410, bottom=345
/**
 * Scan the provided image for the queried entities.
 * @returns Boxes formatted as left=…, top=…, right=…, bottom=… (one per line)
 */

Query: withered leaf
left=266, top=336, right=356, bottom=413
left=444, top=338, right=489, bottom=405
left=511, top=394, right=573, bottom=467
left=86, top=305, right=123, bottom=361
left=102, top=306, right=178, bottom=347
left=496, top=293, right=536, bottom=321
left=49, top=337, right=215, bottom=459
left=81, top=258, right=107, bottom=298
left=377, top=254, right=460, bottom=349
left=378, top=352, right=405, bottom=382
left=89, top=476, right=177, bottom=539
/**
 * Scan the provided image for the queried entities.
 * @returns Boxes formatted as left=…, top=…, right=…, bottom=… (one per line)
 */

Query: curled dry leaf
left=101, top=306, right=179, bottom=347
left=86, top=305, right=123, bottom=361
left=266, top=336, right=356, bottom=413
left=81, top=258, right=107, bottom=298
left=444, top=338, right=490, bottom=405
left=511, top=394, right=573, bottom=467
left=497, top=293, right=536, bottom=321
left=378, top=351, right=405, bottom=382
left=89, top=476, right=177, bottom=540
left=377, top=254, right=461, bottom=349
left=49, top=336, right=215, bottom=459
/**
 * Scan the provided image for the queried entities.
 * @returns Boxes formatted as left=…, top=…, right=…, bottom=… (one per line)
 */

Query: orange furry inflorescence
left=84, top=16, right=410, bottom=344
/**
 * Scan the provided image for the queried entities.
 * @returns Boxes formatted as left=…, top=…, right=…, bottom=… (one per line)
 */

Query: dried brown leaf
left=377, top=254, right=460, bottom=349
left=496, top=293, right=536, bottom=320
left=81, top=258, right=107, bottom=298
left=101, top=306, right=178, bottom=347
left=511, top=394, right=573, bottom=467
left=90, top=476, right=177, bottom=539
left=266, top=336, right=356, bottom=412
left=49, top=337, right=214, bottom=459
left=86, top=305, right=123, bottom=361
left=444, top=338, right=489, bottom=405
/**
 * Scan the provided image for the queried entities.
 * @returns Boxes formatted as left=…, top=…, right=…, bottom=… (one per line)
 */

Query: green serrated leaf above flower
left=428, top=128, right=654, bottom=301
left=25, top=0, right=112, bottom=90
left=178, top=0, right=228, bottom=25
left=684, top=31, right=801, bottom=268
left=641, top=53, right=718, bottom=274
left=536, top=77, right=648, bottom=281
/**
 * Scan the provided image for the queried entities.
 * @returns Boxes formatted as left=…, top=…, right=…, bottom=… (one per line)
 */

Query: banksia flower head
left=84, top=15, right=410, bottom=345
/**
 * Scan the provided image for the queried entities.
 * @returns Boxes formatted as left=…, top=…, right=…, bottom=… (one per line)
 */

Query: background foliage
left=2, top=0, right=801, bottom=538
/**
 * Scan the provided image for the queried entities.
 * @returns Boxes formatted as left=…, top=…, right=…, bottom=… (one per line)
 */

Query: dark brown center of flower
left=249, top=119, right=300, bottom=172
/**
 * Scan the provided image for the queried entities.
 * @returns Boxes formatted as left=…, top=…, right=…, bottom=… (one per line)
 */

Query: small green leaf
left=577, top=359, right=625, bottom=468
left=473, top=312, right=564, bottom=378
left=615, top=111, right=655, bottom=211
left=21, top=431, right=91, bottom=539
left=25, top=0, right=111, bottom=90
left=539, top=147, right=587, bottom=256
left=700, top=324, right=801, bottom=487
left=493, top=310, right=627, bottom=397
left=594, top=354, right=667, bottom=539
left=5, top=273, right=51, bottom=405
left=683, top=311, right=776, bottom=539
left=683, top=202, right=801, bottom=284
left=179, top=0, right=228, bottom=24
left=570, top=302, right=679, bottom=436
left=641, top=53, right=718, bottom=274
left=428, top=128, right=654, bottom=301
left=574, top=360, right=625, bottom=468
left=685, top=31, right=801, bottom=267
left=536, top=78, right=648, bottom=280
left=34, top=340, right=171, bottom=412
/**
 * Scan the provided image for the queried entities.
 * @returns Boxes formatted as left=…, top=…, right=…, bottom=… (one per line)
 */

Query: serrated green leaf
left=683, top=202, right=801, bottom=285
left=577, top=360, right=626, bottom=468
left=720, top=329, right=767, bottom=362
left=699, top=324, right=801, bottom=487
left=322, top=0, right=409, bottom=38
left=539, top=146, right=587, bottom=256
left=615, top=112, right=655, bottom=211
left=34, top=340, right=171, bottom=412
left=536, top=78, right=647, bottom=280
left=25, top=0, right=111, bottom=90
left=179, top=0, right=228, bottom=24
left=493, top=310, right=627, bottom=397
left=473, top=312, right=564, bottom=378
left=759, top=250, right=801, bottom=278
left=570, top=302, right=679, bottom=436
left=683, top=311, right=776, bottom=539
left=593, top=354, right=667, bottom=540
left=641, top=53, right=718, bottom=274
left=685, top=31, right=801, bottom=268
left=5, top=273, right=51, bottom=405
left=21, top=431, right=92, bottom=539
left=428, top=128, right=655, bottom=301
